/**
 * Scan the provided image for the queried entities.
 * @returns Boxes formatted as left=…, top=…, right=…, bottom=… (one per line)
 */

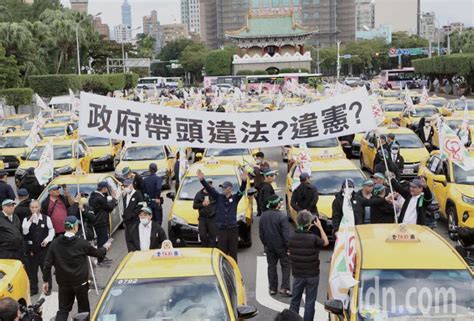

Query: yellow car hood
left=0, top=147, right=26, bottom=157
left=117, top=159, right=168, bottom=171
left=207, top=155, right=254, bottom=165
left=400, top=148, right=429, bottom=163
left=90, top=146, right=112, bottom=159
left=0, top=260, right=23, bottom=295
left=290, top=147, right=345, bottom=161
left=318, top=195, right=335, bottom=219
left=453, top=184, right=474, bottom=198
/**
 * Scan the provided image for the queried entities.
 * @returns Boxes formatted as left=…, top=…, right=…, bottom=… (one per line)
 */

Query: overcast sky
left=60, top=0, right=473, bottom=32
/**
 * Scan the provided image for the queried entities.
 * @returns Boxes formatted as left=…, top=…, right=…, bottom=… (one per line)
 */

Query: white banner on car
left=78, top=87, right=376, bottom=149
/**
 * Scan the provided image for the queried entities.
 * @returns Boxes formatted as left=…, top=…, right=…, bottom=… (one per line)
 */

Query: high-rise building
left=200, top=0, right=218, bottom=48
left=420, top=12, right=436, bottom=42
left=122, top=0, right=132, bottom=27
left=70, top=0, right=88, bottom=13
left=94, top=17, right=110, bottom=39
left=181, top=0, right=201, bottom=34
left=160, top=23, right=189, bottom=46
left=374, top=0, right=417, bottom=34
left=143, top=10, right=159, bottom=35
left=114, top=24, right=132, bottom=43
left=355, top=0, right=374, bottom=31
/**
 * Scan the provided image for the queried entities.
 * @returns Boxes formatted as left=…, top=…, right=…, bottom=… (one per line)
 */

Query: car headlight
left=171, top=214, right=188, bottom=226
left=94, top=154, right=112, bottom=162
left=15, top=168, right=25, bottom=176
left=55, top=165, right=73, bottom=174
left=237, top=212, right=246, bottom=222
left=462, top=195, right=474, bottom=205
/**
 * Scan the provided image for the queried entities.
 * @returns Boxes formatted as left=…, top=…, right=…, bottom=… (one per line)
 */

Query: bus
left=136, top=77, right=181, bottom=89
left=379, top=67, right=416, bottom=90
left=203, top=76, right=245, bottom=90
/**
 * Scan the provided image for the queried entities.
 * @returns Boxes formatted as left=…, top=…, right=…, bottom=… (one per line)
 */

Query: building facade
left=114, top=24, right=132, bottom=43
left=355, top=0, right=374, bottom=31
left=374, top=0, right=417, bottom=34
left=94, top=17, right=110, bottom=39
left=200, top=0, right=218, bottom=48
left=122, top=0, right=132, bottom=27
left=356, top=24, right=391, bottom=43
left=160, top=23, right=189, bottom=46
left=181, top=0, right=201, bottom=34
left=70, top=0, right=88, bottom=13
left=420, top=12, right=436, bottom=42
left=143, top=10, right=159, bottom=35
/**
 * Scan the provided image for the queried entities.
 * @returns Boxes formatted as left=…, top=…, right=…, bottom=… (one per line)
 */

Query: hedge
left=236, top=70, right=254, bottom=75
left=279, top=68, right=310, bottom=73
left=412, top=54, right=474, bottom=77
left=28, top=73, right=139, bottom=97
left=0, top=88, right=33, bottom=110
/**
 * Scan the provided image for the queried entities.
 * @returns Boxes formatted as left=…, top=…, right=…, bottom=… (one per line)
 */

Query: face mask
left=256, top=159, right=261, bottom=164
left=140, top=218, right=150, bottom=226
left=124, top=187, right=131, bottom=194
left=344, top=187, right=354, bottom=195
left=391, top=150, right=398, bottom=155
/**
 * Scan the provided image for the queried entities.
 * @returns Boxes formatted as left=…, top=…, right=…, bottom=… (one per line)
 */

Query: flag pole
left=376, top=134, right=399, bottom=224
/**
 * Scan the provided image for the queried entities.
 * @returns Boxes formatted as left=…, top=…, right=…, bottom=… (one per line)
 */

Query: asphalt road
left=8, top=146, right=455, bottom=321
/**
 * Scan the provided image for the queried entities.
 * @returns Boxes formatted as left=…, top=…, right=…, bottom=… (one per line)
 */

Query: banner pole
left=376, top=134, right=399, bottom=224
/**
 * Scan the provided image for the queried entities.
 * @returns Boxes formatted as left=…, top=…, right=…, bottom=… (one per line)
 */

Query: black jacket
left=89, top=191, right=117, bottom=228
left=193, top=189, right=216, bottom=218
left=374, top=155, right=403, bottom=180
left=0, top=211, right=23, bottom=254
left=19, top=174, right=43, bottom=200
left=133, top=173, right=144, bottom=192
left=14, top=199, right=32, bottom=223
left=67, top=203, right=96, bottom=241
left=122, top=190, right=144, bottom=225
left=43, top=234, right=106, bottom=286
left=416, top=126, right=434, bottom=145
left=41, top=195, right=70, bottom=218
left=391, top=178, right=433, bottom=225
left=0, top=181, right=15, bottom=205
left=332, top=192, right=364, bottom=232
left=127, top=222, right=167, bottom=252
left=258, top=182, right=275, bottom=214
left=290, top=182, right=319, bottom=215
left=258, top=209, right=289, bottom=252
left=143, top=174, right=162, bottom=200
left=357, top=190, right=395, bottom=224
left=288, top=230, right=325, bottom=278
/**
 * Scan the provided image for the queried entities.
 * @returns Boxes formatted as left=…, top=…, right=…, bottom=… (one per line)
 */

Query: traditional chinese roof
left=226, top=11, right=316, bottom=39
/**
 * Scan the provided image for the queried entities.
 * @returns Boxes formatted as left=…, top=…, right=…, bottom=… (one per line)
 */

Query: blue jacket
left=143, top=174, right=163, bottom=200
left=200, top=178, right=247, bottom=230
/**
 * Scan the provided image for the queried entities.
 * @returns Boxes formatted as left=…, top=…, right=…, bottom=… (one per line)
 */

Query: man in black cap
left=257, top=168, right=276, bottom=216
left=259, top=195, right=291, bottom=297
left=196, top=169, right=248, bottom=262
left=0, top=199, right=23, bottom=261
left=19, top=167, right=43, bottom=199
left=89, top=181, right=117, bottom=266
left=193, top=178, right=217, bottom=247
left=42, top=216, right=111, bottom=321
left=122, top=167, right=144, bottom=192
left=291, top=172, right=319, bottom=215
left=390, top=177, right=432, bottom=225
left=13, top=188, right=32, bottom=223
left=0, top=170, right=15, bottom=205
left=127, top=207, right=167, bottom=251
left=143, top=163, right=163, bottom=224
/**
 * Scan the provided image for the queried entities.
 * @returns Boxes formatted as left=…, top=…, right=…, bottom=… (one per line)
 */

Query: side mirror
left=20, top=154, right=26, bottom=161
left=166, top=191, right=176, bottom=200
left=195, top=152, right=203, bottom=161
left=73, top=312, right=90, bottom=321
left=237, top=305, right=258, bottom=319
left=247, top=187, right=257, bottom=197
left=433, top=174, right=447, bottom=184
left=324, top=299, right=344, bottom=316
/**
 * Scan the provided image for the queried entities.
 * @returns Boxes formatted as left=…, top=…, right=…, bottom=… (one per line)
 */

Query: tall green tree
left=137, top=34, right=156, bottom=59
left=180, top=42, right=208, bottom=83
left=0, top=46, right=20, bottom=89
left=391, top=31, right=428, bottom=48
left=450, top=29, right=474, bottom=53
left=159, top=38, right=194, bottom=61
left=204, top=49, right=234, bottom=76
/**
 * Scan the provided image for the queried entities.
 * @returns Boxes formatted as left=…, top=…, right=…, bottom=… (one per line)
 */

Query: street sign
left=342, top=54, right=352, bottom=59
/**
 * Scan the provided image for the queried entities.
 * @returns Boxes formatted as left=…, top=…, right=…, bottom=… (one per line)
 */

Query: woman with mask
left=415, top=117, right=434, bottom=151
left=127, top=207, right=167, bottom=251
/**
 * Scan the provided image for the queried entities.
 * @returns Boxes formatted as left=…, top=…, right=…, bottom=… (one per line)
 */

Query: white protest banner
left=78, top=87, right=376, bottom=149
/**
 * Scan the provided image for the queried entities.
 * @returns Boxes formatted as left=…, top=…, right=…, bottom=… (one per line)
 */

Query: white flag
left=178, top=147, right=188, bottom=182
left=24, top=121, right=41, bottom=149
left=420, top=86, right=429, bottom=104
left=0, top=103, right=4, bottom=119
left=69, top=89, right=80, bottom=112
left=34, top=139, right=54, bottom=185
left=35, top=94, right=50, bottom=111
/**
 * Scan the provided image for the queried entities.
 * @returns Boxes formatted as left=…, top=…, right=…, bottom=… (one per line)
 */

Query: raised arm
left=197, top=169, right=219, bottom=199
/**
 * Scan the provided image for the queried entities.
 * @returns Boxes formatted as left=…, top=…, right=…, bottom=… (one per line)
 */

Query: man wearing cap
left=257, top=168, right=276, bottom=216
left=19, top=167, right=43, bottom=200
left=89, top=181, right=117, bottom=266
left=193, top=178, right=217, bottom=247
left=13, top=188, right=32, bottom=223
left=143, top=163, right=163, bottom=224
left=0, top=170, right=15, bottom=205
left=122, top=179, right=145, bottom=251
left=42, top=216, right=111, bottom=321
left=371, top=172, right=386, bottom=186
left=357, top=180, right=374, bottom=224
left=22, top=200, right=54, bottom=295
left=374, top=144, right=403, bottom=181
left=196, top=169, right=248, bottom=262
left=40, top=184, right=74, bottom=236
left=0, top=199, right=24, bottom=261
left=370, top=184, right=395, bottom=224
left=291, top=172, right=319, bottom=216
left=259, top=194, right=291, bottom=297
left=390, top=177, right=433, bottom=225
left=122, top=167, right=144, bottom=193
left=127, top=207, right=167, bottom=251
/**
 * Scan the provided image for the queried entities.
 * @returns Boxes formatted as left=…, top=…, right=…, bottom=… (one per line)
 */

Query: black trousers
left=266, top=249, right=291, bottom=291
left=124, top=223, right=133, bottom=252
left=95, top=225, right=109, bottom=262
left=198, top=216, right=217, bottom=247
left=150, top=203, right=163, bottom=225
left=27, top=248, right=52, bottom=293
left=217, top=228, right=238, bottom=262
left=55, top=282, right=90, bottom=321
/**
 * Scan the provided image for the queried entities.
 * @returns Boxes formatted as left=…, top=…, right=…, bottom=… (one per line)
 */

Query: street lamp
left=432, top=16, right=441, bottom=56
left=122, top=26, right=141, bottom=73
left=336, top=41, right=341, bottom=81
left=76, top=12, right=102, bottom=75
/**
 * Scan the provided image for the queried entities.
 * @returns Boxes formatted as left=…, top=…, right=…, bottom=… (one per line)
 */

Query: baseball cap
left=300, top=172, right=311, bottom=181
left=387, top=133, right=395, bottom=139
left=205, top=178, right=213, bottom=184
left=122, top=167, right=131, bottom=176
left=140, top=207, right=153, bottom=215
left=373, top=184, right=385, bottom=195
left=18, top=188, right=29, bottom=197
left=371, top=173, right=385, bottom=180
left=64, top=215, right=80, bottom=229
left=1, top=199, right=16, bottom=207
left=262, top=168, right=277, bottom=177
left=379, top=134, right=387, bottom=141
left=391, top=143, right=400, bottom=150
left=341, top=178, right=354, bottom=188
left=0, top=170, right=7, bottom=177
left=362, top=179, right=374, bottom=186
left=47, top=184, right=61, bottom=192
left=219, top=181, right=233, bottom=189
left=97, top=181, right=109, bottom=189
left=410, top=179, right=423, bottom=188
left=266, top=194, right=283, bottom=208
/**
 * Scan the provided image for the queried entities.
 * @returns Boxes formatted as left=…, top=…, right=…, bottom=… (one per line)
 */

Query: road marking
left=256, top=256, right=327, bottom=321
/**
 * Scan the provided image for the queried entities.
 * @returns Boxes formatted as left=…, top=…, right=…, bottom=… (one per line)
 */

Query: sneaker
left=279, top=289, right=292, bottom=297
left=102, top=257, right=113, bottom=263
left=269, top=289, right=277, bottom=296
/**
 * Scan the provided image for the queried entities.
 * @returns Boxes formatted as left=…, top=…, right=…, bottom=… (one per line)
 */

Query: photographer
left=0, top=297, right=20, bottom=321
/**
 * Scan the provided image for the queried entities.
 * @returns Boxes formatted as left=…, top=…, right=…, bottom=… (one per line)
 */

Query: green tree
left=0, top=46, right=20, bottom=89
left=204, top=49, right=233, bottom=75
left=137, top=34, right=156, bottom=59
left=159, top=38, right=194, bottom=61
left=450, top=29, right=474, bottom=53
left=180, top=42, right=208, bottom=83
left=391, top=31, right=428, bottom=48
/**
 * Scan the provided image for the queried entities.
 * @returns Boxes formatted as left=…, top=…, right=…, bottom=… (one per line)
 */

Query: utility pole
left=336, top=41, right=341, bottom=81
left=76, top=12, right=101, bottom=75
left=316, top=40, right=321, bottom=74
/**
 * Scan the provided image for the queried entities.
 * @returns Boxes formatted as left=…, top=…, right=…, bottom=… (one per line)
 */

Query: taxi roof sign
left=386, top=224, right=420, bottom=243
left=205, top=157, right=219, bottom=165
left=153, top=240, right=181, bottom=259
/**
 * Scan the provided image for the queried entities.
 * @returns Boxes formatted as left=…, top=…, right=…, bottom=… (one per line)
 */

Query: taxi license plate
left=403, top=168, right=414, bottom=174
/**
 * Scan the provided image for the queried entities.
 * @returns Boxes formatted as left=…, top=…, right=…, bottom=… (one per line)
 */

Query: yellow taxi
left=114, top=143, right=176, bottom=189
left=238, top=102, right=265, bottom=113
left=37, top=172, right=124, bottom=235
left=21, top=118, right=53, bottom=131
left=198, top=148, right=258, bottom=167
left=0, top=114, right=30, bottom=134
left=380, top=89, right=400, bottom=99
left=286, top=158, right=366, bottom=236
left=90, top=244, right=257, bottom=321
left=418, top=151, right=474, bottom=239
left=39, top=122, right=76, bottom=140
left=259, top=96, right=276, bottom=111
left=15, top=139, right=92, bottom=184
left=285, top=138, right=346, bottom=170
left=399, top=104, right=438, bottom=129
left=359, top=126, right=429, bottom=177
left=431, top=117, right=474, bottom=148
left=49, top=112, right=77, bottom=123
left=381, top=100, right=405, bottom=124
left=449, top=98, right=474, bottom=117
left=400, top=91, right=422, bottom=105
left=351, top=132, right=366, bottom=158
left=325, top=224, right=474, bottom=320
left=164, top=99, right=183, bottom=108
left=282, top=97, right=303, bottom=108
left=81, top=136, right=122, bottom=172
left=0, top=131, right=37, bottom=174
left=166, top=160, right=256, bottom=247
left=0, top=260, right=30, bottom=306
left=426, top=96, right=450, bottom=115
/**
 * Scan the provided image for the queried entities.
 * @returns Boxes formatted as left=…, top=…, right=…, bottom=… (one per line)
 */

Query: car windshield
left=82, top=136, right=110, bottom=147
left=358, top=269, right=474, bottom=320
left=21, top=122, right=34, bottom=131
left=445, top=119, right=474, bottom=131
left=205, top=148, right=250, bottom=157
left=392, top=134, right=424, bottom=148
left=28, top=146, right=72, bottom=161
left=383, top=91, right=399, bottom=98
left=41, top=126, right=65, bottom=137
left=178, top=175, right=239, bottom=200
left=453, top=100, right=474, bottom=111
left=296, top=138, right=339, bottom=148
left=427, top=99, right=446, bottom=107
left=0, top=136, right=27, bottom=148
left=39, top=184, right=97, bottom=203
left=384, top=104, right=405, bottom=112
left=453, top=162, right=474, bottom=185
left=1, top=118, right=23, bottom=126
left=54, top=115, right=72, bottom=122
left=123, top=146, right=165, bottom=161
left=96, top=276, right=230, bottom=321
left=410, top=108, right=437, bottom=117
left=293, top=170, right=365, bottom=195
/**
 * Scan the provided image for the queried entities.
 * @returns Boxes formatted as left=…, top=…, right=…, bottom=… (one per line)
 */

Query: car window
left=221, top=257, right=238, bottom=315
left=178, top=175, right=239, bottom=200
left=427, top=156, right=441, bottom=173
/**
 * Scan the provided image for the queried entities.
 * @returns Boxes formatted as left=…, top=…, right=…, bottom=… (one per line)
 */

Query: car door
left=77, top=140, right=91, bottom=173
left=220, top=256, right=240, bottom=317
left=104, top=175, right=124, bottom=234
left=424, top=155, right=448, bottom=214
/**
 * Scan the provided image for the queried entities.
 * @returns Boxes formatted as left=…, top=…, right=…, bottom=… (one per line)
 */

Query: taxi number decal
left=117, top=279, right=138, bottom=285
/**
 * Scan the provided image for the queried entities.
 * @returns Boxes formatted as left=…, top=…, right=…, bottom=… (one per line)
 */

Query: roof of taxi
left=186, top=160, right=240, bottom=176
left=42, top=122, right=70, bottom=127
left=36, top=139, right=78, bottom=146
left=382, top=100, right=404, bottom=105
left=376, top=126, right=416, bottom=134
left=356, top=224, right=468, bottom=270
left=49, top=173, right=116, bottom=184
left=115, top=248, right=218, bottom=279
left=2, top=131, right=30, bottom=137
left=305, top=158, right=359, bottom=172
left=3, top=114, right=29, bottom=119
left=412, top=104, right=437, bottom=109
left=124, top=142, right=166, bottom=148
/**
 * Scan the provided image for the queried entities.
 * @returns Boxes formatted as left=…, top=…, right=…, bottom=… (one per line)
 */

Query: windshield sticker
left=101, top=315, right=116, bottom=321
left=110, top=289, right=123, bottom=297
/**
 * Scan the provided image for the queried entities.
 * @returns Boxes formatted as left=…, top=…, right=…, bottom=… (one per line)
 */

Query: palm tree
left=0, top=5, right=12, bottom=22
left=137, top=35, right=156, bottom=59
